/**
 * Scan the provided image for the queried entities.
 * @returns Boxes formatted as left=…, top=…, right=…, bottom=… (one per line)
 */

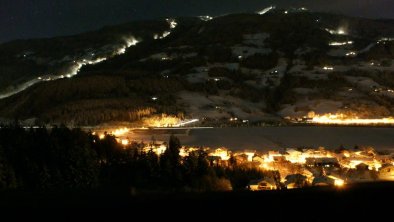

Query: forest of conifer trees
left=0, top=125, right=267, bottom=193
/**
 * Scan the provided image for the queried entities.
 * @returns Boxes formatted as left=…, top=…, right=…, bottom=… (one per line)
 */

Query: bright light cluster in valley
left=93, top=127, right=394, bottom=189
left=308, top=113, right=394, bottom=125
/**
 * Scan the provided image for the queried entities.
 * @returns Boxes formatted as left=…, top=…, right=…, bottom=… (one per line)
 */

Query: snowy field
left=127, top=127, right=394, bottom=151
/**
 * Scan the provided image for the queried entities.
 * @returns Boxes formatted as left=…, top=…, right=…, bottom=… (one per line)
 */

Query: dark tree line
left=0, top=125, right=267, bottom=193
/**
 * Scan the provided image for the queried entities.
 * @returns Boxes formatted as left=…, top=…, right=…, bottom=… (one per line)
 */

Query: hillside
left=1, top=8, right=394, bottom=125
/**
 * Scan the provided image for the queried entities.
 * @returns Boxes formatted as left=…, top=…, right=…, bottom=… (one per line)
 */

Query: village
left=134, top=140, right=394, bottom=191
left=92, top=124, right=394, bottom=191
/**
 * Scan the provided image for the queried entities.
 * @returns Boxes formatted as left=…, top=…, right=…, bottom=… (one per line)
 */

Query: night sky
left=1, top=0, right=394, bottom=43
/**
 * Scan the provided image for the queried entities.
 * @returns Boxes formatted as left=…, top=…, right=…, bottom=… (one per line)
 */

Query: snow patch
left=178, top=91, right=267, bottom=121
left=279, top=99, right=343, bottom=117
left=257, top=6, right=275, bottom=15
left=0, top=36, right=140, bottom=99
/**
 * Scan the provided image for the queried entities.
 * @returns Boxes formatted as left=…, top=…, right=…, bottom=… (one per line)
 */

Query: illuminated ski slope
left=0, top=19, right=178, bottom=99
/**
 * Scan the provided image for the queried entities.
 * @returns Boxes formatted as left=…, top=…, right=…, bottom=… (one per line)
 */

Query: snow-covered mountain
left=1, top=9, right=394, bottom=125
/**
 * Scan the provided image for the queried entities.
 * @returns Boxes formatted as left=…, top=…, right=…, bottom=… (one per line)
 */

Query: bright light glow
left=121, top=139, right=129, bottom=145
left=329, top=41, right=353, bottom=46
left=310, top=113, right=394, bottom=125
left=323, top=66, right=334, bottom=70
left=329, top=176, right=345, bottom=187
left=346, top=51, right=357, bottom=57
left=151, top=18, right=179, bottom=40
left=210, top=148, right=230, bottom=161
left=175, top=119, right=199, bottom=127
left=179, top=147, right=201, bottom=157
left=285, top=149, right=333, bottom=164
left=143, top=115, right=181, bottom=127
left=143, top=144, right=167, bottom=155
left=179, top=148, right=188, bottom=157
left=254, top=146, right=388, bottom=178
left=198, top=15, right=213, bottom=21
left=372, top=160, right=382, bottom=171
left=259, top=162, right=275, bottom=171
left=111, top=128, right=130, bottom=137
left=115, top=36, right=139, bottom=55
left=166, top=18, right=178, bottom=29
left=65, top=57, right=108, bottom=78
left=325, top=28, right=347, bottom=35
left=96, top=128, right=130, bottom=139
left=257, top=6, right=275, bottom=15
left=263, top=151, right=283, bottom=163
left=245, top=152, right=255, bottom=162
left=87, top=57, right=107, bottom=64
left=91, top=131, right=392, bottom=183
left=159, top=31, right=171, bottom=39
left=0, top=35, right=141, bottom=100
left=142, top=114, right=198, bottom=128
left=348, top=160, right=363, bottom=169
left=378, top=37, right=394, bottom=43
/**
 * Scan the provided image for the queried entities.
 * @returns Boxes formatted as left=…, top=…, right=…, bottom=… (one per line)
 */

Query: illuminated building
left=379, top=165, right=394, bottom=181
left=209, top=148, right=231, bottom=161
left=247, top=178, right=277, bottom=191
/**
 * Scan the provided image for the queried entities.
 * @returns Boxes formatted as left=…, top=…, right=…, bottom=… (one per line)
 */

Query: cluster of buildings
left=141, top=143, right=394, bottom=191
left=94, top=127, right=394, bottom=191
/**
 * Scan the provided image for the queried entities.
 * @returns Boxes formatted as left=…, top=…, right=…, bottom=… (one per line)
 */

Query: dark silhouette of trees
left=223, top=166, right=266, bottom=190
left=0, top=125, right=98, bottom=190
left=0, top=125, right=269, bottom=193
left=160, top=135, right=182, bottom=188
left=0, top=145, right=17, bottom=190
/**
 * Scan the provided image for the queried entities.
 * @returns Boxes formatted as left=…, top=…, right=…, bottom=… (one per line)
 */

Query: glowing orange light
left=111, top=128, right=129, bottom=136
left=328, top=176, right=345, bottom=187
left=143, top=144, right=167, bottom=155
left=209, top=148, right=230, bottom=161
left=309, top=113, right=394, bottom=125
left=143, top=114, right=181, bottom=127
left=245, top=152, right=255, bottom=162
left=121, top=139, right=129, bottom=146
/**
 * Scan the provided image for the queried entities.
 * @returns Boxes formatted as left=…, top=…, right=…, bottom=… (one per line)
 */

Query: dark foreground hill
left=0, top=182, right=393, bottom=220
